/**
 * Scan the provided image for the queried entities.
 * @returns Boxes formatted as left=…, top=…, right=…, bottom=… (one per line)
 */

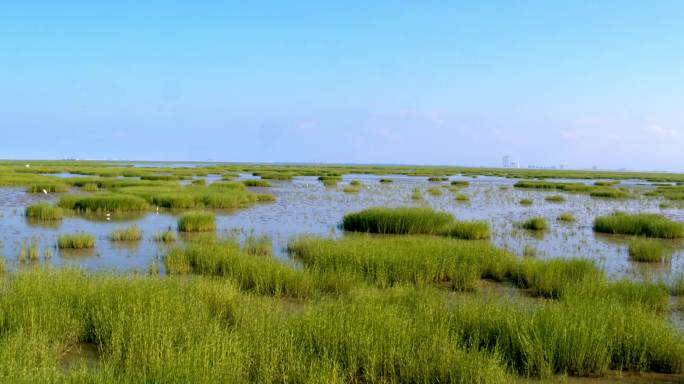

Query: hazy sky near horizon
left=2, top=1, right=683, bottom=170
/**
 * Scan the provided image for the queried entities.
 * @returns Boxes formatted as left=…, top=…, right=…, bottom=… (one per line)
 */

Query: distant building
left=503, top=155, right=510, bottom=168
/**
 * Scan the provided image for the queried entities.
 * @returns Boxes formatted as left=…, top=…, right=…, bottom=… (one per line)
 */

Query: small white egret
left=42, top=189, right=48, bottom=195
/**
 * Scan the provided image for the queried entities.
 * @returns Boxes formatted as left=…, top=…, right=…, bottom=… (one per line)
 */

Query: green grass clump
left=109, top=225, right=143, bottom=241
left=349, top=180, right=362, bottom=186
left=57, top=233, right=96, bottom=249
left=545, top=195, right=565, bottom=203
left=342, top=185, right=360, bottom=193
left=593, top=212, right=684, bottom=238
left=671, top=271, right=684, bottom=296
left=58, top=194, right=149, bottom=213
left=242, top=179, right=271, bottom=187
left=590, top=188, right=631, bottom=199
left=254, top=172, right=293, bottom=180
left=379, top=178, right=393, bottom=183
left=455, top=193, right=470, bottom=202
left=514, top=180, right=592, bottom=192
left=450, top=292, right=684, bottom=377
left=140, top=174, right=180, bottom=181
left=153, top=230, right=177, bottom=243
left=289, top=235, right=516, bottom=290
left=519, top=198, right=533, bottom=206
left=25, top=203, right=63, bottom=221
left=628, top=238, right=670, bottom=262
left=511, top=257, right=602, bottom=297
left=557, top=213, right=575, bottom=222
left=450, top=180, right=470, bottom=187
left=165, top=240, right=313, bottom=297
left=439, top=221, right=490, bottom=240
left=342, top=207, right=490, bottom=240
left=428, top=176, right=448, bottom=182
left=190, top=179, right=206, bottom=186
left=410, top=188, right=423, bottom=200
left=243, top=235, right=272, bottom=257
left=26, top=182, right=69, bottom=193
left=342, top=207, right=453, bottom=235
left=83, top=182, right=99, bottom=191
left=426, top=187, right=443, bottom=196
left=521, top=217, right=548, bottom=231
left=177, top=211, right=216, bottom=232
left=594, top=180, right=619, bottom=186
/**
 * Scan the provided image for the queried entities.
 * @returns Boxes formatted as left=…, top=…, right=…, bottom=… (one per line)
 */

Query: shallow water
left=1, top=172, right=683, bottom=283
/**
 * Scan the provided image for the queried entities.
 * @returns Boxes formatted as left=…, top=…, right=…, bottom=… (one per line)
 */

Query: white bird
left=42, top=189, right=48, bottom=195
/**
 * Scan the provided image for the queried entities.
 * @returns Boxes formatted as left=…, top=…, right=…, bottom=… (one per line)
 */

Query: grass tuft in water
left=628, top=238, right=670, bottom=262
left=25, top=203, right=63, bottom=221
left=545, top=195, right=565, bottom=203
left=521, top=217, right=548, bottom=231
left=178, top=211, right=216, bottom=232
left=57, top=233, right=96, bottom=249
left=153, top=230, right=177, bottom=243
left=343, top=207, right=491, bottom=240
left=109, top=225, right=143, bottom=241
left=593, top=212, right=684, bottom=238
left=557, top=213, right=575, bottom=222
left=242, top=179, right=271, bottom=187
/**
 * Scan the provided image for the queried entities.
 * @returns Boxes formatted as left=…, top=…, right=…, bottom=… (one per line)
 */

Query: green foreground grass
left=0, top=261, right=679, bottom=383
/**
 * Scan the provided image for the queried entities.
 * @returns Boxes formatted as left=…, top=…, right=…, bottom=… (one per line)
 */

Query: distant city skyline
left=1, top=1, right=683, bottom=171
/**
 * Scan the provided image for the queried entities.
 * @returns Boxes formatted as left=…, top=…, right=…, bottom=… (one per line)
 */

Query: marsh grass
left=83, top=182, right=99, bottom=191
left=545, top=195, right=566, bottom=203
left=242, top=179, right=271, bottom=187
left=593, top=212, right=684, bottom=238
left=58, top=194, right=150, bottom=213
left=439, top=221, right=490, bottom=240
left=521, top=217, right=548, bottom=231
left=25, top=203, right=63, bottom=221
left=165, top=239, right=314, bottom=297
left=342, top=207, right=490, bottom=240
left=109, top=225, right=143, bottom=242
left=255, top=172, right=293, bottom=180
left=57, top=233, right=96, bottom=249
left=557, top=213, right=575, bottom=222
left=177, top=211, right=216, bottom=232
left=511, top=257, right=602, bottom=298
left=594, top=181, right=619, bottom=186
left=628, top=238, right=670, bottom=262
left=27, top=182, right=69, bottom=193
left=455, top=193, right=470, bottom=202
left=671, top=271, right=684, bottom=296
left=428, top=176, right=448, bottom=182
left=410, top=188, right=423, bottom=200
left=153, top=230, right=177, bottom=243
left=450, top=180, right=470, bottom=187
left=590, top=188, right=631, bottom=199
left=379, top=178, right=393, bottom=183
left=342, top=185, right=360, bottom=193
left=426, top=187, right=443, bottom=196
left=243, top=234, right=272, bottom=257
left=520, top=198, right=533, bottom=206
left=289, top=235, right=516, bottom=290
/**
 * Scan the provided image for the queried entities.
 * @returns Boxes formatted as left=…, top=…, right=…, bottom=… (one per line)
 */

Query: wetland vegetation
left=0, top=160, right=683, bottom=382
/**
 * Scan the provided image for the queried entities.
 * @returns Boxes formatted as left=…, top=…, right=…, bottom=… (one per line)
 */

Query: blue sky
left=1, top=1, right=683, bottom=170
